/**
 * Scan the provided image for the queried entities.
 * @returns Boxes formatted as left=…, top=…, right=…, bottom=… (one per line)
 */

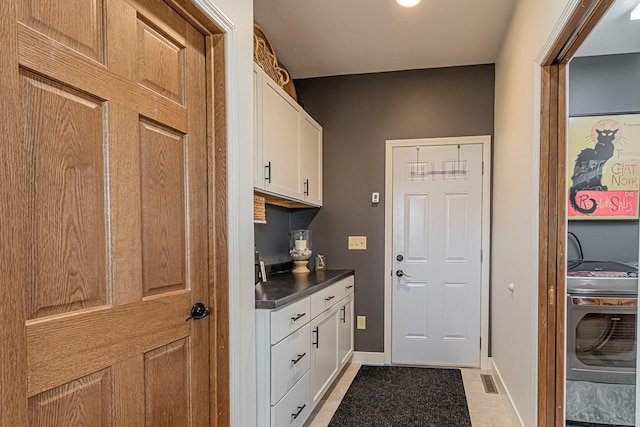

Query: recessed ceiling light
left=632, top=2, right=640, bottom=20
left=396, top=0, right=421, bottom=8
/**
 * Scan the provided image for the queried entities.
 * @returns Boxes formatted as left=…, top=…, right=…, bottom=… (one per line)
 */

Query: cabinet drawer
left=271, top=323, right=311, bottom=405
left=310, top=276, right=354, bottom=318
left=271, top=297, right=311, bottom=344
left=271, top=371, right=311, bottom=427
left=342, top=275, right=355, bottom=296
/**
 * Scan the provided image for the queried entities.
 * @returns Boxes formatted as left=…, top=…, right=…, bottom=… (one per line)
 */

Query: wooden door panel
left=27, top=291, right=191, bottom=397
left=21, top=70, right=108, bottom=320
left=137, top=16, right=185, bottom=104
left=18, top=0, right=106, bottom=63
left=29, top=368, right=114, bottom=427
left=109, top=105, right=144, bottom=306
left=144, top=339, right=189, bottom=426
left=140, top=120, right=186, bottom=296
left=17, top=25, right=188, bottom=133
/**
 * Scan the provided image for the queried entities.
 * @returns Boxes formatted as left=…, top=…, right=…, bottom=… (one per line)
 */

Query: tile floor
left=304, top=363, right=516, bottom=427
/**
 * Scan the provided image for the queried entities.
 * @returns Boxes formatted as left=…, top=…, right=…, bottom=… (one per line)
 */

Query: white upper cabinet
left=254, top=64, right=323, bottom=207
left=253, top=66, right=263, bottom=189
left=299, top=113, right=323, bottom=206
left=262, top=76, right=300, bottom=200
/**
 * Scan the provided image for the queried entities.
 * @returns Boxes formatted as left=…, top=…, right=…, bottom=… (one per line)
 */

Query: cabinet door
left=310, top=307, right=339, bottom=405
left=338, top=295, right=354, bottom=368
left=299, top=113, right=322, bottom=206
left=262, top=77, right=300, bottom=200
left=253, top=65, right=264, bottom=189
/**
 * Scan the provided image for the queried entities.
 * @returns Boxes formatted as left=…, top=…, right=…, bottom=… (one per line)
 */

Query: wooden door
left=4, top=0, right=213, bottom=424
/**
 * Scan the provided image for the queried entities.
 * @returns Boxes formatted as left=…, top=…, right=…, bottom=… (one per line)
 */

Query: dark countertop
left=255, top=269, right=354, bottom=309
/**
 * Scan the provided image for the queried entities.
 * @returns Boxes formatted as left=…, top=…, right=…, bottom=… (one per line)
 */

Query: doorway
left=384, top=136, right=492, bottom=369
left=0, top=0, right=229, bottom=424
left=536, top=0, right=640, bottom=425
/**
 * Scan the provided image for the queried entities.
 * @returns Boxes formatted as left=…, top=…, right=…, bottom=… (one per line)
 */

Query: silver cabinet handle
left=265, top=161, right=272, bottom=183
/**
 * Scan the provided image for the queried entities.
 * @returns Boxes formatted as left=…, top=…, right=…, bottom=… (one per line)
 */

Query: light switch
left=372, top=192, right=380, bottom=203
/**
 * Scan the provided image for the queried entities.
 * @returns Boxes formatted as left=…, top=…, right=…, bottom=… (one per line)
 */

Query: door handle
left=186, top=302, right=210, bottom=321
left=312, top=327, right=319, bottom=348
left=396, top=270, right=411, bottom=278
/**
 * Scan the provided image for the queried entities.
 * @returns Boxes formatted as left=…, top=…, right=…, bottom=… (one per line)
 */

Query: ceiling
left=254, top=0, right=640, bottom=80
left=575, top=0, right=640, bottom=57
left=254, top=0, right=518, bottom=79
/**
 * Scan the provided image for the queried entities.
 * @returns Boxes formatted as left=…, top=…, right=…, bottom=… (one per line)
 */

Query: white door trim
left=189, top=2, right=255, bottom=426
left=384, top=135, right=491, bottom=369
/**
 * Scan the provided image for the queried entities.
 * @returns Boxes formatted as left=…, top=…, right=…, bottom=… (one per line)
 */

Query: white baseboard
left=352, top=351, right=385, bottom=365
left=490, top=357, right=525, bottom=427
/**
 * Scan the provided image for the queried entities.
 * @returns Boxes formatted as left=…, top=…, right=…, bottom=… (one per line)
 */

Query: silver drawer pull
left=325, top=295, right=335, bottom=301
left=313, top=327, right=319, bottom=348
left=291, top=353, right=306, bottom=365
left=291, top=313, right=306, bottom=322
left=291, top=404, right=306, bottom=420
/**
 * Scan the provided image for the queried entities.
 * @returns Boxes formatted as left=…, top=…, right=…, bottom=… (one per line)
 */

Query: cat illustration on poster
left=569, top=128, right=618, bottom=214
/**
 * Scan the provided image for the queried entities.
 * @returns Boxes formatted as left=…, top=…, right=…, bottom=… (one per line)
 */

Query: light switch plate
left=357, top=316, right=366, bottom=330
left=348, top=236, right=367, bottom=250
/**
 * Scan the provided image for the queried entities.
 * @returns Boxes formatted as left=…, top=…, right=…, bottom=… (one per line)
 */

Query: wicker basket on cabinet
left=253, top=23, right=297, bottom=101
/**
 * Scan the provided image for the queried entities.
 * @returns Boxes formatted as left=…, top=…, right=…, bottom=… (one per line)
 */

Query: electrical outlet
left=348, top=236, right=367, bottom=250
left=357, top=316, right=366, bottom=330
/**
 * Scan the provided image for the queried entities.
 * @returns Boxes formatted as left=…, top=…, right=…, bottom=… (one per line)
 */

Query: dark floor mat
left=328, top=365, right=472, bottom=427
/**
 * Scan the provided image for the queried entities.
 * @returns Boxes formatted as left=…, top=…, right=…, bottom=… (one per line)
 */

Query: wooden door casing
left=0, top=0, right=229, bottom=425
left=538, top=1, right=614, bottom=425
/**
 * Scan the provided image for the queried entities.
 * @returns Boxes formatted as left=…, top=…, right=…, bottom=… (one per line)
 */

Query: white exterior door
left=391, top=143, right=483, bottom=367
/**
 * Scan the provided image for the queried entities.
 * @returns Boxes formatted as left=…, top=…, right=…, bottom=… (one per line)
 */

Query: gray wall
left=293, top=65, right=495, bottom=352
left=255, top=205, right=319, bottom=266
left=568, top=53, right=640, bottom=263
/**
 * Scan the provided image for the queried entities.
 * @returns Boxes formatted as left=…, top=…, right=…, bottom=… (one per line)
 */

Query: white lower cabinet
left=256, top=275, right=355, bottom=427
left=271, top=372, right=311, bottom=427
left=338, top=294, right=354, bottom=368
left=310, top=305, right=339, bottom=405
left=271, top=324, right=311, bottom=404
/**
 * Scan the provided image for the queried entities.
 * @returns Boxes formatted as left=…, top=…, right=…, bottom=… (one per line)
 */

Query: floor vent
left=481, top=374, right=499, bottom=394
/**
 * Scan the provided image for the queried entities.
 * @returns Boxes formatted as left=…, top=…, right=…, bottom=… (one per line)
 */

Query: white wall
left=492, top=0, right=577, bottom=425
left=193, top=1, right=255, bottom=426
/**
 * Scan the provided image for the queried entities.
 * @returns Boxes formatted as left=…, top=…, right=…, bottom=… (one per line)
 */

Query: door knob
left=186, top=302, right=210, bottom=321
left=396, top=270, right=411, bottom=278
